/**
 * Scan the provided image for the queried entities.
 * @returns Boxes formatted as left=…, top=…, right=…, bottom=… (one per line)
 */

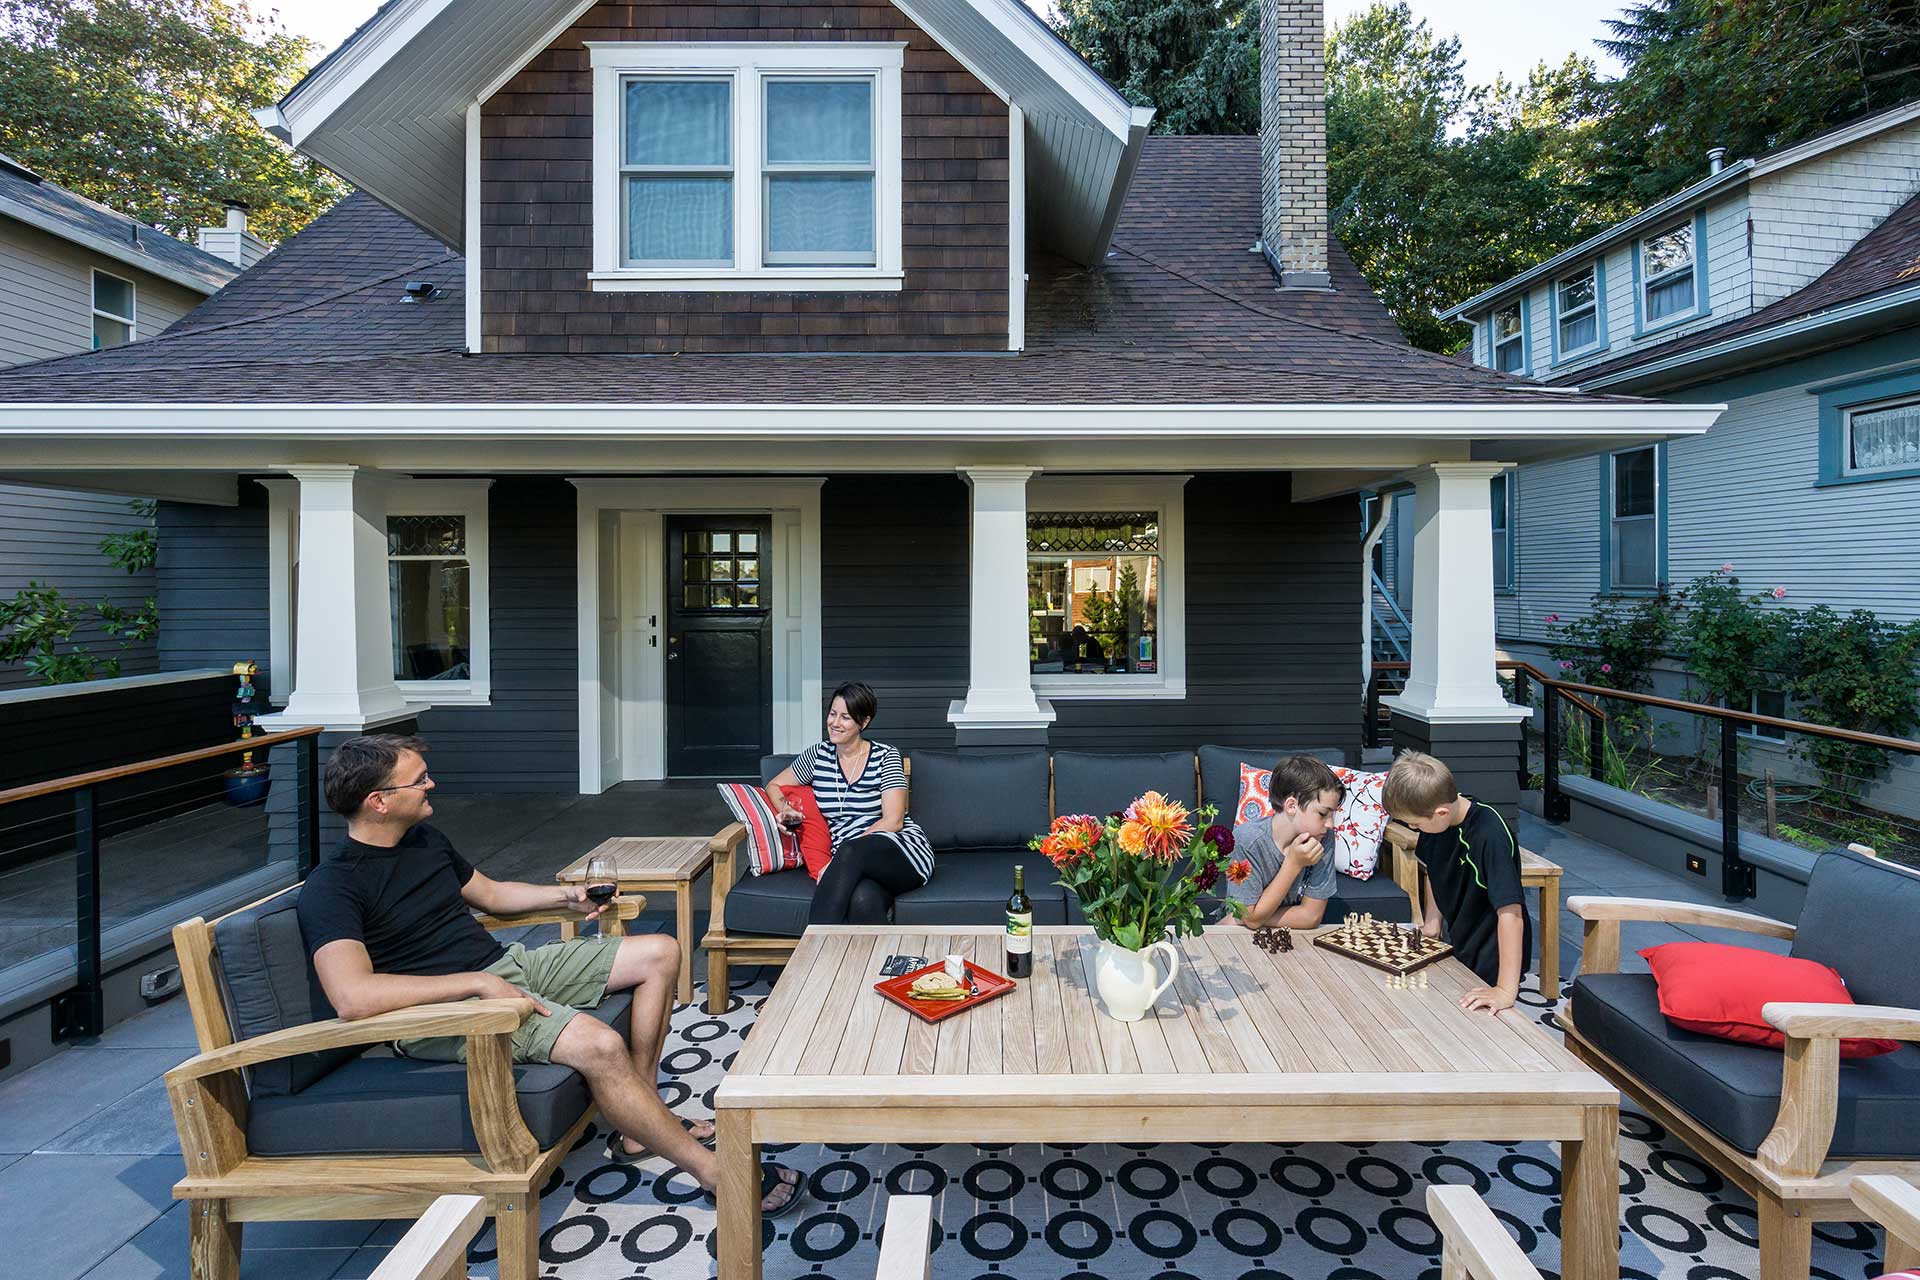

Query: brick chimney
left=1260, top=0, right=1331, bottom=290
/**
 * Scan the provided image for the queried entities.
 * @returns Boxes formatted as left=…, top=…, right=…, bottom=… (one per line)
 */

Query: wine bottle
left=1005, top=863, right=1033, bottom=978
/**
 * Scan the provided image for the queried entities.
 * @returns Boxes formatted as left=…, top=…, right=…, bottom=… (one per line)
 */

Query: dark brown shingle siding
left=480, top=2, right=1010, bottom=354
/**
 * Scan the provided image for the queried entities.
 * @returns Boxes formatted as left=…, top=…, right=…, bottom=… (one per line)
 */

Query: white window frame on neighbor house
left=1637, top=219, right=1700, bottom=331
left=264, top=479, right=493, bottom=708
left=1025, top=475, right=1187, bottom=701
left=1489, top=301, right=1526, bottom=374
left=587, top=42, right=905, bottom=293
left=91, top=269, right=136, bottom=349
left=1552, top=263, right=1604, bottom=360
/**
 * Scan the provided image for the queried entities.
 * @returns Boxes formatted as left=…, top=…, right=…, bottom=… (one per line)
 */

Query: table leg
left=558, top=920, right=577, bottom=942
left=1538, top=875, right=1560, bottom=997
left=1560, top=1103, right=1619, bottom=1280
left=675, top=878, right=695, bottom=1006
left=717, top=1108, right=762, bottom=1280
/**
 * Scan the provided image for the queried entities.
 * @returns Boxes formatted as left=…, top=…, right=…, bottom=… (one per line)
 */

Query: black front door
left=665, top=516, right=773, bottom=776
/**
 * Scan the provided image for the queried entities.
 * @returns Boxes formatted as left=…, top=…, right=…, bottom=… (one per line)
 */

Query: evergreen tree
left=1051, top=0, right=1261, bottom=134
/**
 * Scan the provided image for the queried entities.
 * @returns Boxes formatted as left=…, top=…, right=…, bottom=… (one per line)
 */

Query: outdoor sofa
left=702, top=744, right=1422, bottom=1012
left=1560, top=847, right=1920, bottom=1280
left=163, top=886, right=643, bottom=1280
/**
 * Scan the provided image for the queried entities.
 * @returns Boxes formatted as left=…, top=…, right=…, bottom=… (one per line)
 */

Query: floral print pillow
left=1235, top=762, right=1388, bottom=880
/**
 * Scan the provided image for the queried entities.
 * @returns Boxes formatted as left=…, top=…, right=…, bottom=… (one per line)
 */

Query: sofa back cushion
left=1197, top=745, right=1349, bottom=815
left=1791, top=849, right=1920, bottom=1009
left=1053, top=750, right=1197, bottom=818
left=908, top=749, right=1050, bottom=850
left=759, top=754, right=796, bottom=786
left=214, top=887, right=356, bottom=1097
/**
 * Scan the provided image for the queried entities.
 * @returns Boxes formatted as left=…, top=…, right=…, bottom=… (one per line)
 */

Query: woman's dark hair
left=829, top=681, right=878, bottom=728
left=323, top=734, right=429, bottom=817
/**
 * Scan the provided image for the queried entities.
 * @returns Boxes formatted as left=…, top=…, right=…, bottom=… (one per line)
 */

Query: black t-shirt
left=1414, top=797, right=1532, bottom=987
left=296, top=823, right=505, bottom=976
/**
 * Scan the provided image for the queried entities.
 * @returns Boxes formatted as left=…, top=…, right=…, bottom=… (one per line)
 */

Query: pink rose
left=1544, top=613, right=1559, bottom=623
left=1558, top=660, right=1573, bottom=671
left=1772, top=587, right=1787, bottom=599
left=1720, top=563, right=1734, bottom=574
left=1601, top=663, right=1613, bottom=674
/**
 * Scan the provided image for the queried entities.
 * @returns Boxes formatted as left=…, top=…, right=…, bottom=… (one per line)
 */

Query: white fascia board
left=0, top=198, right=233, bottom=296
left=0, top=401, right=1724, bottom=440
left=1439, top=162, right=1753, bottom=322
left=275, top=0, right=446, bottom=143
left=1574, top=284, right=1920, bottom=392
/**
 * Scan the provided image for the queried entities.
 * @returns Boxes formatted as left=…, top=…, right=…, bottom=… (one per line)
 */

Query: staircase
left=1369, top=573, right=1410, bottom=664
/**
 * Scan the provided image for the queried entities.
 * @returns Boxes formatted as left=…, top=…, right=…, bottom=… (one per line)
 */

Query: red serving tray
left=874, top=960, right=1016, bottom=1024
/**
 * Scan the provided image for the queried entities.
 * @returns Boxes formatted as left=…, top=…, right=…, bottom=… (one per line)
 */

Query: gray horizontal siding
left=157, top=486, right=272, bottom=693
left=0, top=216, right=204, bottom=369
left=0, top=484, right=158, bottom=691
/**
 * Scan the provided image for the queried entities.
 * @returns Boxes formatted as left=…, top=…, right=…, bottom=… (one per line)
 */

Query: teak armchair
left=165, top=887, right=640, bottom=1280
left=1560, top=884, right=1920, bottom=1280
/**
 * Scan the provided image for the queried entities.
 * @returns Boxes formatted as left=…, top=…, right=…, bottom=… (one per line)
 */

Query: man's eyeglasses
left=370, top=773, right=431, bottom=795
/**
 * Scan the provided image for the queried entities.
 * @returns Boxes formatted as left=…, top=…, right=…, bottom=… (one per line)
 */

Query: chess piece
left=1277, top=928, right=1293, bottom=953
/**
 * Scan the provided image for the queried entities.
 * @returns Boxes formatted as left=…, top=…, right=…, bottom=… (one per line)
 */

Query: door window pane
left=1847, top=400, right=1920, bottom=473
left=1027, top=512, right=1161, bottom=675
left=624, top=80, right=730, bottom=166
left=765, top=80, right=872, bottom=164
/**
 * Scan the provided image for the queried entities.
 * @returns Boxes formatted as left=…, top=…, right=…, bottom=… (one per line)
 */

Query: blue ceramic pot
left=224, top=767, right=270, bottom=808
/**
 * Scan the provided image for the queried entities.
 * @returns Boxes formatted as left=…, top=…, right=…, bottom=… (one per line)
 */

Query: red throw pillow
left=1641, top=942, right=1899, bottom=1059
left=780, top=784, right=834, bottom=881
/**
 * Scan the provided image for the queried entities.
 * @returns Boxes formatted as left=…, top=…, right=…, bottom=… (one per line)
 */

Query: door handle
left=666, top=635, right=680, bottom=661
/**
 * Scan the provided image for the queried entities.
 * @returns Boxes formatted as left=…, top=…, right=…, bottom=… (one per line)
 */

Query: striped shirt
left=790, top=740, right=935, bottom=883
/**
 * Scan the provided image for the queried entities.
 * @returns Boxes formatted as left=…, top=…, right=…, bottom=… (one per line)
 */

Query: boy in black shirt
left=1383, top=750, right=1532, bottom=1013
left=298, top=734, right=802, bottom=1217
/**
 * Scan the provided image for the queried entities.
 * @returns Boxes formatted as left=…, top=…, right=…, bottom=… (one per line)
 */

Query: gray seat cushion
left=1571, top=972, right=1920, bottom=1159
left=908, top=750, right=1050, bottom=851
left=214, top=886, right=351, bottom=1097
left=1053, top=750, right=1197, bottom=817
left=1791, top=848, right=1920, bottom=1008
left=1197, top=744, right=1352, bottom=817
left=895, top=850, right=1067, bottom=927
left=725, top=866, right=816, bottom=937
left=247, top=992, right=635, bottom=1156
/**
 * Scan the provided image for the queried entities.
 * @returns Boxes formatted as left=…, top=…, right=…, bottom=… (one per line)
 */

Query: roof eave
left=0, top=195, right=236, bottom=295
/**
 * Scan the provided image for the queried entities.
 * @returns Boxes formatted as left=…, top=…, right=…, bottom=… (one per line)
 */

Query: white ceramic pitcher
left=1093, top=936, right=1181, bottom=1022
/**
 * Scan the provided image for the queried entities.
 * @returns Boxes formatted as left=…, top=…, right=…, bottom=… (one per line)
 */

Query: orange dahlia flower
left=1124, top=790, right=1193, bottom=861
left=1225, top=858, right=1253, bottom=884
left=1116, top=820, right=1148, bottom=856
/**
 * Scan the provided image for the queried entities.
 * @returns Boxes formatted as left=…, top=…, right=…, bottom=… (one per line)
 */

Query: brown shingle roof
left=0, top=140, right=1632, bottom=406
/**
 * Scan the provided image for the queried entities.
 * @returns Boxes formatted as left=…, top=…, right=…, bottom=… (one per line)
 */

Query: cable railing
left=0, top=726, right=322, bottom=1040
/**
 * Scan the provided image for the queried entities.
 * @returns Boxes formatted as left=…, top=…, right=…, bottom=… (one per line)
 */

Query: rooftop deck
left=0, top=789, right=1878, bottom=1279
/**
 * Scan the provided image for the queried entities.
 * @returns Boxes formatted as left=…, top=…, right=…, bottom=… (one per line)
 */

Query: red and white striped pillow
left=715, top=783, right=803, bottom=876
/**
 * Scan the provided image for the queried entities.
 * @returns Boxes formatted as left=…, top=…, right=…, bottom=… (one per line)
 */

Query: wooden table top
left=718, top=925, right=1612, bottom=1109
left=555, top=835, right=713, bottom=882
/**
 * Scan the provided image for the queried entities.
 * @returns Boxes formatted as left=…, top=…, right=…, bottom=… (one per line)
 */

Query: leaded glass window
left=1027, top=513, right=1161, bottom=674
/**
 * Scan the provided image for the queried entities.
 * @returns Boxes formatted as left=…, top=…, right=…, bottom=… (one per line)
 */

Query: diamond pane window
left=388, top=515, right=467, bottom=557
left=1027, top=512, right=1161, bottom=675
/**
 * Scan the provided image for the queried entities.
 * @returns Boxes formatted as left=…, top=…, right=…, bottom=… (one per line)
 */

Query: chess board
left=1313, top=914, right=1453, bottom=975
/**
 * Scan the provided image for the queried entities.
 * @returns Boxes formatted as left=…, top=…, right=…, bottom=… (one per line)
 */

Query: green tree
left=0, top=0, right=347, bottom=244
left=1050, top=0, right=1260, bottom=135
left=0, top=501, right=159, bottom=684
left=1586, top=0, right=1920, bottom=210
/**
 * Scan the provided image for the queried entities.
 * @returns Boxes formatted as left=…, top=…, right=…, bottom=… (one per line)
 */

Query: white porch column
left=1382, top=462, right=1526, bottom=724
left=949, top=467, right=1054, bottom=734
left=262, top=465, right=414, bottom=730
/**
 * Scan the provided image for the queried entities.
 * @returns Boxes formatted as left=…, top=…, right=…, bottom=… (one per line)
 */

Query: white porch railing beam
left=1382, top=462, right=1527, bottom=725
left=262, top=465, right=415, bottom=731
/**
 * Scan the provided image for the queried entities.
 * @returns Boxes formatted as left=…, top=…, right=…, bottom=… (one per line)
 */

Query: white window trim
left=1025, top=475, right=1186, bottom=701
left=1842, top=393, right=1920, bottom=477
left=1555, top=265, right=1602, bottom=358
left=1640, top=223, right=1697, bottom=322
left=266, top=479, right=493, bottom=708
left=91, top=268, right=136, bottom=347
left=588, top=42, right=905, bottom=293
left=1490, top=304, right=1524, bottom=373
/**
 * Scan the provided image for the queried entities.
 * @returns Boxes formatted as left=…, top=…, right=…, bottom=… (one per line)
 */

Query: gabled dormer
left=1445, top=98, right=1920, bottom=385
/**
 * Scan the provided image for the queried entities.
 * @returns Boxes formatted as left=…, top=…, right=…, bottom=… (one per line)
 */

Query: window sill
left=1031, top=677, right=1187, bottom=701
left=588, top=269, right=904, bottom=294
left=396, top=681, right=491, bottom=707
left=1816, top=464, right=1920, bottom=487
left=1549, top=343, right=1609, bottom=369
left=1634, top=303, right=1711, bottom=339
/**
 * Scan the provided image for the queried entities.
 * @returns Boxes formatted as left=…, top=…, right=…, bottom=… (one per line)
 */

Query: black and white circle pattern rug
left=452, top=975, right=1888, bottom=1279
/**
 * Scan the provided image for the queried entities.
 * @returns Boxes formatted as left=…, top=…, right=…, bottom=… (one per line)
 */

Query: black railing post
left=297, top=732, right=320, bottom=878
left=1543, top=689, right=1568, bottom=821
left=1364, top=670, right=1381, bottom=749
left=1720, top=716, right=1754, bottom=900
left=1588, top=710, right=1606, bottom=783
left=54, top=785, right=104, bottom=1042
left=1511, top=668, right=1531, bottom=797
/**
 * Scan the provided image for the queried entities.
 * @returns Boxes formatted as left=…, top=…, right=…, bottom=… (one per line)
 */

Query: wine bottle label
left=1006, top=911, right=1032, bottom=953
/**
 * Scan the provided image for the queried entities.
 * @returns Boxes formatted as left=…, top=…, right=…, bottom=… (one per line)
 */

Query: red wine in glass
left=586, top=882, right=617, bottom=905
left=584, top=855, right=616, bottom=907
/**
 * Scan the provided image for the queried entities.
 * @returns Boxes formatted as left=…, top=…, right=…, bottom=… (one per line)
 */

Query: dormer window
left=1640, top=221, right=1697, bottom=324
left=1554, top=264, right=1602, bottom=357
left=589, top=43, right=904, bottom=292
left=1491, top=303, right=1525, bottom=373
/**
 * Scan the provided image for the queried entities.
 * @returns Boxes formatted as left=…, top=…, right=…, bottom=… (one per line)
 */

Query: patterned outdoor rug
left=454, top=974, right=1888, bottom=1280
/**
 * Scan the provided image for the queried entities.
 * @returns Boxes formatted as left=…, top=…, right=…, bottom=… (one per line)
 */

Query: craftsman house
left=0, top=0, right=1718, bottom=820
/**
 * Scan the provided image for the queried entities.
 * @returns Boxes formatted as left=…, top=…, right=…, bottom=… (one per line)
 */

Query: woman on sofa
left=765, top=681, right=935, bottom=924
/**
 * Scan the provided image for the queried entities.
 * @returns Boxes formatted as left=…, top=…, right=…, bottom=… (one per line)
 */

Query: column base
left=258, top=701, right=424, bottom=734
left=947, top=697, right=1054, bottom=752
left=1387, top=709, right=1528, bottom=833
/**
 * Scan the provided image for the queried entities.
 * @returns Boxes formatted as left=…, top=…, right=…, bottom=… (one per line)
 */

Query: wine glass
left=584, top=855, right=617, bottom=910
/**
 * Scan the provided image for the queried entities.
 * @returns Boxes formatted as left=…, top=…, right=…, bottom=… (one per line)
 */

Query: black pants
left=809, top=833, right=925, bottom=925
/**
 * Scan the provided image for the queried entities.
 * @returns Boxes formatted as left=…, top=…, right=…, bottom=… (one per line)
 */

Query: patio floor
left=0, top=789, right=1889, bottom=1279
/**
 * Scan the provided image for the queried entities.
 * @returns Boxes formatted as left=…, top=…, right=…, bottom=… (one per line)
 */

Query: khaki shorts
left=396, top=936, right=622, bottom=1065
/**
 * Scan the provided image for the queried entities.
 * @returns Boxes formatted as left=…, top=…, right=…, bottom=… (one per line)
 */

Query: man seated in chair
left=299, top=734, right=803, bottom=1216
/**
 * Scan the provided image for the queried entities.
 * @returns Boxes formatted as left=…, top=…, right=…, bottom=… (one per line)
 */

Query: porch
left=0, top=785, right=1892, bottom=1280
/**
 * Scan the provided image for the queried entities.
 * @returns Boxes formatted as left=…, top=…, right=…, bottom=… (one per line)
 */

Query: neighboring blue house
left=1431, top=96, right=1920, bottom=817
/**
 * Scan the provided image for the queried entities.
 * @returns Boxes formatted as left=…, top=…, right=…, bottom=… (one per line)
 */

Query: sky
left=269, top=1, right=1630, bottom=89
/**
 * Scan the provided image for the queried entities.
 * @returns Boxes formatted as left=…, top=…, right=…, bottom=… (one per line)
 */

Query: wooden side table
left=1520, top=848, right=1563, bottom=998
left=556, top=835, right=713, bottom=1005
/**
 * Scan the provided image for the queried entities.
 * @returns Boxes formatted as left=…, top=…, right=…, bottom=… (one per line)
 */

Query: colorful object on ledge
left=223, top=660, right=269, bottom=807
left=1641, top=941, right=1900, bottom=1058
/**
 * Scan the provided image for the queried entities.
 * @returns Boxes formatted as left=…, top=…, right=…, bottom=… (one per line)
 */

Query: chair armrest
left=1384, top=821, right=1418, bottom=855
left=1568, top=895, right=1794, bottom=977
left=369, top=1194, right=487, bottom=1280
left=1854, top=1175, right=1920, bottom=1269
left=475, top=899, right=641, bottom=934
left=164, top=999, right=531, bottom=1086
left=1425, top=1185, right=1543, bottom=1280
left=1762, top=1002, right=1920, bottom=1042
left=709, top=822, right=748, bottom=935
